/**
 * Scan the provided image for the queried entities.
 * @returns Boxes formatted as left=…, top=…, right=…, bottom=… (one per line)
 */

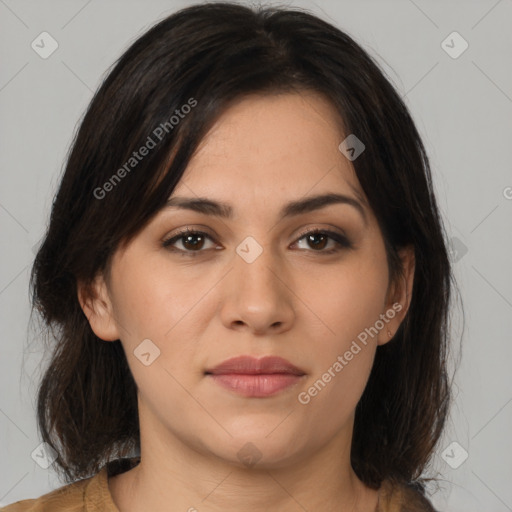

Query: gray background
left=1, top=0, right=511, bottom=510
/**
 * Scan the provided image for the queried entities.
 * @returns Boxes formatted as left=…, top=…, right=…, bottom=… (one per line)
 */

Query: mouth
left=204, top=355, right=306, bottom=398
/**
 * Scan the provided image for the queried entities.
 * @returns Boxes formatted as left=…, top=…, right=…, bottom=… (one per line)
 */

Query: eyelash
left=162, top=227, right=353, bottom=257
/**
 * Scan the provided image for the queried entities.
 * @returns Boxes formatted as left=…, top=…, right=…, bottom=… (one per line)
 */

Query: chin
left=213, top=431, right=308, bottom=470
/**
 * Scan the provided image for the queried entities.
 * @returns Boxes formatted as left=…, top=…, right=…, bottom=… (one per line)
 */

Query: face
left=80, top=91, right=414, bottom=470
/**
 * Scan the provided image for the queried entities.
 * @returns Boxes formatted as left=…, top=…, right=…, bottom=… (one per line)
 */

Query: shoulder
left=1, top=456, right=139, bottom=512
left=1, top=471, right=100, bottom=512
left=1, top=479, right=89, bottom=511
left=379, top=479, right=439, bottom=512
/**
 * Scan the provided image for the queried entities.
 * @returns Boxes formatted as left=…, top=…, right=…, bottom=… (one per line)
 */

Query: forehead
left=173, top=91, right=364, bottom=203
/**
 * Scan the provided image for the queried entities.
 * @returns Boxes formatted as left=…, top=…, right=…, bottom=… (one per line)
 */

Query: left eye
left=162, top=228, right=352, bottom=256
left=294, top=229, right=352, bottom=252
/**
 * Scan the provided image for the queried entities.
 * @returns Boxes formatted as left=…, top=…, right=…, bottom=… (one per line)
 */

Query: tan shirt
left=2, top=457, right=437, bottom=511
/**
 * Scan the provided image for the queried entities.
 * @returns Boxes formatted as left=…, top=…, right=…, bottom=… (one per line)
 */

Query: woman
left=4, top=2, right=454, bottom=511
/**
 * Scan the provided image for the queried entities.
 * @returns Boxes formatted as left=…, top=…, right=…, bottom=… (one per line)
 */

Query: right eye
left=162, top=228, right=219, bottom=256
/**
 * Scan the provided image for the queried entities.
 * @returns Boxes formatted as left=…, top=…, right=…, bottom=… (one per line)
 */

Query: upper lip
left=205, top=355, right=306, bottom=376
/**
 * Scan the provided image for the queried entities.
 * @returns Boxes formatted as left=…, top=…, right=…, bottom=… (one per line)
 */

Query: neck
left=109, top=404, right=378, bottom=512
left=109, top=403, right=379, bottom=511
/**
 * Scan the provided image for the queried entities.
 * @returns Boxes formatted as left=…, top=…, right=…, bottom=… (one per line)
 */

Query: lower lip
left=207, top=373, right=304, bottom=397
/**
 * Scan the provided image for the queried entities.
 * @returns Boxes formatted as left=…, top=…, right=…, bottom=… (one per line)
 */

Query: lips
left=205, top=355, right=306, bottom=398
left=205, top=355, right=306, bottom=376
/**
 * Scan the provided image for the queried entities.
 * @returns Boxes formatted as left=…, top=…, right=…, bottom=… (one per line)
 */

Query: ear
left=77, top=274, right=121, bottom=342
left=377, top=245, right=415, bottom=346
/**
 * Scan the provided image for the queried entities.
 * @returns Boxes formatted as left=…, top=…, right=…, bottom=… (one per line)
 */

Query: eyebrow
left=164, top=192, right=367, bottom=225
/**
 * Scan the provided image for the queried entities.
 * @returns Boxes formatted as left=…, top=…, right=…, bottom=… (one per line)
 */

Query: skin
left=79, top=91, right=414, bottom=512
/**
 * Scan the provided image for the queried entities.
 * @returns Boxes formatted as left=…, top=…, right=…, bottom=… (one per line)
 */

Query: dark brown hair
left=30, top=1, right=456, bottom=493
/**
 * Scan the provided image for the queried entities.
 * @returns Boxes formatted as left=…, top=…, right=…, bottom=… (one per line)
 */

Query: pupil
left=184, top=234, right=203, bottom=250
left=309, top=234, right=327, bottom=249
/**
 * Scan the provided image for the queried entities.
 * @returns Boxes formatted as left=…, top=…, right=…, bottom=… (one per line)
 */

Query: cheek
left=302, top=348, right=375, bottom=433
left=111, top=254, right=208, bottom=339
left=298, top=273, right=381, bottom=424
left=303, top=252, right=389, bottom=343
left=295, top=246, right=387, bottom=407
left=109, top=255, right=210, bottom=386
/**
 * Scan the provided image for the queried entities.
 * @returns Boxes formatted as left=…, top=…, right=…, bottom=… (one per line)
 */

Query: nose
left=219, top=238, right=295, bottom=335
